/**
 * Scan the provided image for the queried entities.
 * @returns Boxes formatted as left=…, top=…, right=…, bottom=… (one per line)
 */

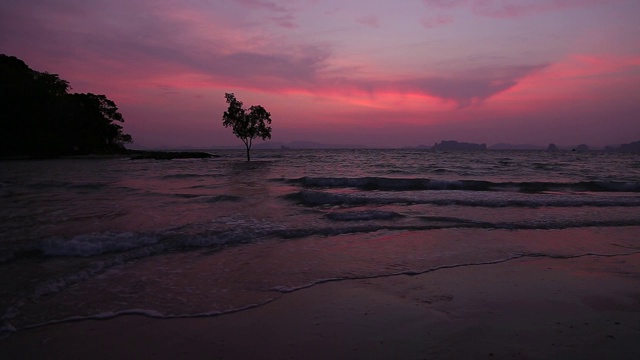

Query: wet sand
left=2, top=253, right=640, bottom=359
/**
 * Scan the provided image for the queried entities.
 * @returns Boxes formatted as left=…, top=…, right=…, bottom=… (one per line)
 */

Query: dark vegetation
left=222, top=93, right=272, bottom=161
left=0, top=54, right=132, bottom=157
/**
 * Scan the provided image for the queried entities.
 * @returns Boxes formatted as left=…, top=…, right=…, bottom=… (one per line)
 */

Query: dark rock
left=576, top=144, right=589, bottom=152
left=128, top=151, right=218, bottom=160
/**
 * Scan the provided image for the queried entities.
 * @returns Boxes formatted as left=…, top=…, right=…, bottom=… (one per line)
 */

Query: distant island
left=431, top=140, right=487, bottom=151
left=208, top=140, right=639, bottom=152
left=605, top=140, right=640, bottom=153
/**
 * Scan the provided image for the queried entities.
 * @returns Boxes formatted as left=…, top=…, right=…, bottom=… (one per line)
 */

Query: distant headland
left=1, top=54, right=132, bottom=157
left=604, top=140, right=640, bottom=153
left=406, top=140, right=640, bottom=152
left=0, top=55, right=216, bottom=160
left=431, top=140, right=487, bottom=151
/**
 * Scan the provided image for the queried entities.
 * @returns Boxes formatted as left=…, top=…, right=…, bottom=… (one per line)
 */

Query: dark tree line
left=0, top=54, right=132, bottom=156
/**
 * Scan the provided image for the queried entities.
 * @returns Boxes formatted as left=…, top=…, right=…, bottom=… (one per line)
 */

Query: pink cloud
left=235, top=0, right=289, bottom=13
left=0, top=0, right=551, bottom=109
left=345, top=64, right=548, bottom=107
left=420, top=15, right=454, bottom=29
left=272, top=13, right=298, bottom=28
left=225, top=63, right=549, bottom=109
left=511, top=54, right=640, bottom=98
left=236, top=0, right=300, bottom=28
left=355, top=14, right=382, bottom=28
left=423, top=0, right=466, bottom=9
left=473, top=0, right=610, bottom=18
left=475, top=53, right=640, bottom=120
left=423, top=0, right=613, bottom=19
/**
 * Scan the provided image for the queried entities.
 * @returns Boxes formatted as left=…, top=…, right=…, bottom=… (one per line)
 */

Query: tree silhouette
left=222, top=93, right=272, bottom=161
left=0, top=54, right=132, bottom=156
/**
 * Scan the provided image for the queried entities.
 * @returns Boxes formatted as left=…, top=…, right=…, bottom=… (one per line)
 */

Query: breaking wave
left=285, top=190, right=640, bottom=208
left=290, top=177, right=640, bottom=193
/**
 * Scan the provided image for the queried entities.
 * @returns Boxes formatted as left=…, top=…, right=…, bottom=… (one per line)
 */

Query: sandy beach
left=2, top=252, right=639, bottom=359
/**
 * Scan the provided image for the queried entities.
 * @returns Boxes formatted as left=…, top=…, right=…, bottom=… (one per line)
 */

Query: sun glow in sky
left=1, top=0, right=639, bottom=148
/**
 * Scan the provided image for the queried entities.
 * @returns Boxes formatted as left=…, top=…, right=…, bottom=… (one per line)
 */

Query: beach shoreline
left=3, top=252, right=639, bottom=359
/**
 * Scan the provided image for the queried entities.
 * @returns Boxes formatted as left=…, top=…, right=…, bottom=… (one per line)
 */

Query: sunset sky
left=1, top=0, right=639, bottom=148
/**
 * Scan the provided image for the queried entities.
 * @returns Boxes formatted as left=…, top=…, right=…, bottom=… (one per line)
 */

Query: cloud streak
left=422, top=0, right=613, bottom=23
left=236, top=0, right=301, bottom=28
left=355, top=14, right=382, bottom=28
left=406, top=65, right=549, bottom=106
left=420, top=15, right=454, bottom=29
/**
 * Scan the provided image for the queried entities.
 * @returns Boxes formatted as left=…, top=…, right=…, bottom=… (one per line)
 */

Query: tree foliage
left=0, top=54, right=132, bottom=156
left=222, top=93, right=272, bottom=161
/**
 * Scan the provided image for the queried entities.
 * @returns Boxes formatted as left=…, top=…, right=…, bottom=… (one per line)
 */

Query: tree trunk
left=245, top=144, right=251, bottom=161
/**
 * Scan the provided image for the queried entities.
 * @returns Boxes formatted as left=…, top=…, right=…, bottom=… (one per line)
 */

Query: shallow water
left=1, top=149, right=639, bottom=333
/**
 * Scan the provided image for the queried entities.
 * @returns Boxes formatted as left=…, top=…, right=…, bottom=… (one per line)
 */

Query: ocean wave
left=40, top=232, right=159, bottom=257
left=201, top=195, right=242, bottom=203
left=162, top=173, right=202, bottom=179
left=26, top=180, right=72, bottom=189
left=6, top=215, right=636, bottom=264
left=285, top=191, right=373, bottom=206
left=68, top=182, right=110, bottom=190
left=325, top=210, right=402, bottom=221
left=22, top=180, right=111, bottom=191
left=286, top=190, right=640, bottom=208
left=290, top=177, right=640, bottom=193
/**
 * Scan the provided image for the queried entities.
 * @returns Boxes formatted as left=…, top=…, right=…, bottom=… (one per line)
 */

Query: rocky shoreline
left=127, top=150, right=218, bottom=160
left=0, top=150, right=218, bottom=161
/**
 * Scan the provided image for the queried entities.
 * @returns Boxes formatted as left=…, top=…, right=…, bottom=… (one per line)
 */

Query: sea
left=1, top=149, right=640, bottom=335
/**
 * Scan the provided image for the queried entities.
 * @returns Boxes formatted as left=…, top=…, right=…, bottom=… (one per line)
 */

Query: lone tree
left=222, top=93, right=272, bottom=161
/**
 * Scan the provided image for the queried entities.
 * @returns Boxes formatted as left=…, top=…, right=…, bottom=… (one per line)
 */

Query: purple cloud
left=235, top=0, right=289, bottom=13
left=206, top=49, right=329, bottom=87
left=420, top=15, right=454, bottom=29
left=272, top=13, right=298, bottom=28
left=0, top=0, right=550, bottom=108
left=236, top=0, right=300, bottom=28
left=355, top=15, right=382, bottom=28
left=472, top=0, right=609, bottom=18
left=423, top=0, right=611, bottom=19
left=316, top=64, right=549, bottom=108
left=406, top=65, right=546, bottom=107
left=423, top=0, right=466, bottom=9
